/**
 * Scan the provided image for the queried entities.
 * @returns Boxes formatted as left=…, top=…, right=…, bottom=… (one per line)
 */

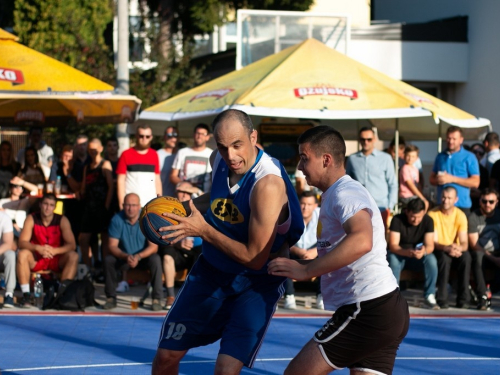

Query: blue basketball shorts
left=157, top=255, right=286, bottom=367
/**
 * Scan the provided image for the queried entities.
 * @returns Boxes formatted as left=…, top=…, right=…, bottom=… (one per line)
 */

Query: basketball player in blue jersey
left=152, top=109, right=304, bottom=374
left=269, top=126, right=409, bottom=375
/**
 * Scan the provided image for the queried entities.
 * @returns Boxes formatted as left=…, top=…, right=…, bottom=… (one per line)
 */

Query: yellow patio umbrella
left=0, top=28, right=141, bottom=126
left=140, top=38, right=489, bottom=141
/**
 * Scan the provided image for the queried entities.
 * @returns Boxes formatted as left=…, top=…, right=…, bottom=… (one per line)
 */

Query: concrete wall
left=348, top=40, right=469, bottom=82
left=373, top=0, right=500, bottom=133
left=310, top=0, right=371, bottom=27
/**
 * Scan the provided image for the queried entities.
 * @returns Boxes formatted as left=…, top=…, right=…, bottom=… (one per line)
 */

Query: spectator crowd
left=1, top=124, right=499, bottom=312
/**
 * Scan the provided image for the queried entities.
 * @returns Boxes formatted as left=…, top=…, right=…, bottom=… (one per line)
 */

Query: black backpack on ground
left=43, top=273, right=100, bottom=311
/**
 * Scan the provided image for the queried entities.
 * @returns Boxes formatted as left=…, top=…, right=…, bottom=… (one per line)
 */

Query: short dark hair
left=406, top=198, right=426, bottom=213
left=212, top=110, right=253, bottom=136
left=390, top=136, right=406, bottom=148
left=358, top=126, right=375, bottom=136
left=298, top=125, right=346, bottom=167
left=299, top=190, right=318, bottom=203
left=446, top=126, right=463, bottom=136
left=106, top=136, right=118, bottom=145
left=481, top=188, right=499, bottom=199
left=404, top=145, right=419, bottom=154
left=42, top=193, right=57, bottom=203
left=484, top=132, right=500, bottom=146
left=194, top=123, right=211, bottom=134
left=136, top=124, right=152, bottom=132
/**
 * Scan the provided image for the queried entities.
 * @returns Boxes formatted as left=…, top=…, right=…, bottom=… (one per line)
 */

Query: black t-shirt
left=389, top=213, right=434, bottom=249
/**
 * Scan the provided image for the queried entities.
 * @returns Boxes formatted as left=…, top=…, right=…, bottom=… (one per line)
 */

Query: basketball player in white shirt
left=269, top=126, right=409, bottom=375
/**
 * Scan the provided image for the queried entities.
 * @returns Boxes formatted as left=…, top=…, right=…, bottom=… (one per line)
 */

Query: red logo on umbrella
left=294, top=87, right=358, bottom=99
left=15, top=110, right=44, bottom=122
left=190, top=88, right=234, bottom=102
left=0, top=68, right=24, bottom=85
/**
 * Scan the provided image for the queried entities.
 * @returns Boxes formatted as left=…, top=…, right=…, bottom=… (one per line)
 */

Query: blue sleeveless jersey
left=203, top=148, right=304, bottom=275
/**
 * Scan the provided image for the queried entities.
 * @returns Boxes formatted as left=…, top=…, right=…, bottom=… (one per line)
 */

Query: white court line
left=4, top=358, right=500, bottom=372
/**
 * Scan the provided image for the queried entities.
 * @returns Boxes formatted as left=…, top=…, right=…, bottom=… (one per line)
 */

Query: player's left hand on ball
left=268, top=258, right=309, bottom=281
left=160, top=200, right=206, bottom=244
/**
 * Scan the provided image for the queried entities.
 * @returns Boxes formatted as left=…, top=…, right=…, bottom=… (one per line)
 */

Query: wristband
left=136, top=253, right=142, bottom=261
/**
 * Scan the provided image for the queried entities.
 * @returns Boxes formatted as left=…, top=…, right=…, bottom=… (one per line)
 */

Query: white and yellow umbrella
left=140, top=38, right=489, bottom=140
left=0, top=28, right=141, bottom=126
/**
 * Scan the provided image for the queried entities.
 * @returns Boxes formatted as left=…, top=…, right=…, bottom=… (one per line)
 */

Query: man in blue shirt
left=103, top=193, right=163, bottom=311
left=430, top=126, right=480, bottom=215
left=346, top=127, right=397, bottom=223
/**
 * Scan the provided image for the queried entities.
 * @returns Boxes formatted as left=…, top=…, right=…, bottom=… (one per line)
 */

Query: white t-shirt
left=0, top=211, right=14, bottom=242
left=157, top=149, right=176, bottom=197
left=172, top=147, right=213, bottom=192
left=318, top=175, right=397, bottom=311
left=0, top=198, right=29, bottom=229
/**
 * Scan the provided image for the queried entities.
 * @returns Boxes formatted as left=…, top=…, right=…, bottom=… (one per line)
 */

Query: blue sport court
left=1, top=313, right=499, bottom=374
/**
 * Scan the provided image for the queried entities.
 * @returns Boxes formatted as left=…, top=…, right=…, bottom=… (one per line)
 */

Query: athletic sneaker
left=3, top=295, right=14, bottom=308
left=316, top=294, right=325, bottom=310
left=152, top=299, right=162, bottom=311
left=424, top=294, right=440, bottom=310
left=104, top=297, right=117, bottom=310
left=116, top=281, right=130, bottom=293
left=164, top=296, right=175, bottom=310
left=284, top=294, right=296, bottom=310
left=21, top=293, right=32, bottom=308
left=478, top=295, right=490, bottom=311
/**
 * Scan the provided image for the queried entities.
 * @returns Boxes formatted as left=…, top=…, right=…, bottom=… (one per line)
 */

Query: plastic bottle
left=34, top=274, right=44, bottom=308
left=486, top=284, right=492, bottom=309
left=55, top=176, right=62, bottom=195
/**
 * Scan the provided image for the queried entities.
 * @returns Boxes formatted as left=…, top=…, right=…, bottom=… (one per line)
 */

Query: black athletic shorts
left=314, top=288, right=409, bottom=375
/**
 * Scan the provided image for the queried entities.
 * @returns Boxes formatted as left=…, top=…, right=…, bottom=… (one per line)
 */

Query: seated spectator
left=399, top=145, right=428, bottom=210
left=18, top=146, right=46, bottom=188
left=160, top=181, right=202, bottom=310
left=388, top=198, right=438, bottom=309
left=16, top=194, right=78, bottom=307
left=0, top=211, right=16, bottom=308
left=0, top=141, right=21, bottom=199
left=283, top=191, right=322, bottom=310
left=79, top=139, right=113, bottom=269
left=103, top=193, right=163, bottom=311
left=468, top=188, right=500, bottom=310
left=0, top=177, right=37, bottom=239
left=428, top=186, right=471, bottom=309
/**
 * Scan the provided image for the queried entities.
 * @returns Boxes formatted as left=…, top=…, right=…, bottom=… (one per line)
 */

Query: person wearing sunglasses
left=468, top=188, right=500, bottom=310
left=346, top=126, right=397, bottom=228
left=157, top=126, right=178, bottom=197
left=116, top=124, right=162, bottom=210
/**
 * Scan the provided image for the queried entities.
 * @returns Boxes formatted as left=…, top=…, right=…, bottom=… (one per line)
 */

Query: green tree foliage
left=12, top=0, right=116, bottom=151
left=138, top=0, right=314, bottom=104
left=13, top=0, right=114, bottom=82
